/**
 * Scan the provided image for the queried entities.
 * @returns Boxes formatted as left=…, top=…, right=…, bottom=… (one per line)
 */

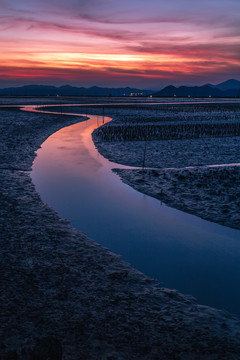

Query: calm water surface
left=31, top=113, right=240, bottom=316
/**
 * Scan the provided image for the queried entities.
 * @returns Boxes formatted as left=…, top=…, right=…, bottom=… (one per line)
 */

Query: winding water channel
left=29, top=105, right=240, bottom=316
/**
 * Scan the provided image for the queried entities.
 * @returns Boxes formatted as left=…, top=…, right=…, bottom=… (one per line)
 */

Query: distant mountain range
left=206, top=79, right=240, bottom=91
left=0, top=79, right=239, bottom=97
left=0, top=84, right=152, bottom=97
left=153, top=79, right=240, bottom=97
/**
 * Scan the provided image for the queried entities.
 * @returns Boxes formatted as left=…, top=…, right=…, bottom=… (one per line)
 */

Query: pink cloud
left=0, top=0, right=240, bottom=87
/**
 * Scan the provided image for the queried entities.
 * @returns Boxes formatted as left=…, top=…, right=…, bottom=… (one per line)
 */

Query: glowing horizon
left=0, top=0, right=240, bottom=89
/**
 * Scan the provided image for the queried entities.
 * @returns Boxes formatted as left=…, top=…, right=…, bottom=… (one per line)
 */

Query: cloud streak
left=0, top=0, right=240, bottom=87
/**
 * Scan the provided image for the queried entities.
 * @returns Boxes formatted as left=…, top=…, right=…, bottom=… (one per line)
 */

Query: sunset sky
left=1, top=0, right=240, bottom=89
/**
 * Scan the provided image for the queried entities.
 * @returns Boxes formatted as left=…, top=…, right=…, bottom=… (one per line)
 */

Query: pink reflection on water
left=28, top=103, right=240, bottom=315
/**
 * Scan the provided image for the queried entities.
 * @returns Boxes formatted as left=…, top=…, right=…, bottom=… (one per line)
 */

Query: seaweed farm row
left=112, top=112, right=240, bottom=124
left=43, top=103, right=240, bottom=125
left=76, top=102, right=240, bottom=113
left=95, top=122, right=240, bottom=141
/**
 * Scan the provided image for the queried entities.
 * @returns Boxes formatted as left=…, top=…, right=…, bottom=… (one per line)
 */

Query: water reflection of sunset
left=34, top=114, right=111, bottom=177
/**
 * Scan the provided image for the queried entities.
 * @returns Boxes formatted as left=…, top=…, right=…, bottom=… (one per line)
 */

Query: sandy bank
left=1, top=107, right=240, bottom=359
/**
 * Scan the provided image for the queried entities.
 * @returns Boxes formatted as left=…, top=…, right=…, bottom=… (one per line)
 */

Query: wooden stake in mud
left=142, top=126, right=148, bottom=170
left=102, top=106, right=105, bottom=124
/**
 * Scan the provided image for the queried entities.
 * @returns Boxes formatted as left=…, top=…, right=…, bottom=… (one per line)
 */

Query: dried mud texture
left=114, top=167, right=240, bottom=231
left=1, top=109, right=240, bottom=360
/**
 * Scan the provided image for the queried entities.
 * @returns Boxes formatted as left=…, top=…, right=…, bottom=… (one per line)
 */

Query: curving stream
left=28, top=105, right=240, bottom=316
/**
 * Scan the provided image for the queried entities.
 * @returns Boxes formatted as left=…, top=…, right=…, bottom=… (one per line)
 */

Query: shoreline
left=1, top=106, right=240, bottom=359
left=113, top=167, right=240, bottom=231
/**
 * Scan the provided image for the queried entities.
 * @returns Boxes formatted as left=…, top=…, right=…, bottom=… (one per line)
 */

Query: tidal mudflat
left=114, top=166, right=240, bottom=230
left=32, top=106, right=240, bottom=316
left=92, top=101, right=240, bottom=230
left=1, top=100, right=240, bottom=359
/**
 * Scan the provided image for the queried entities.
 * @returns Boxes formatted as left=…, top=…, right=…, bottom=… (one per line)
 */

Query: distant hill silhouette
left=153, top=80, right=240, bottom=97
left=211, top=79, right=240, bottom=91
left=1, top=79, right=240, bottom=97
left=0, top=84, right=152, bottom=97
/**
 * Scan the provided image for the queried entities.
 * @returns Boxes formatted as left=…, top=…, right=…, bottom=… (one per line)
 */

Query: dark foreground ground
left=1, top=106, right=240, bottom=360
